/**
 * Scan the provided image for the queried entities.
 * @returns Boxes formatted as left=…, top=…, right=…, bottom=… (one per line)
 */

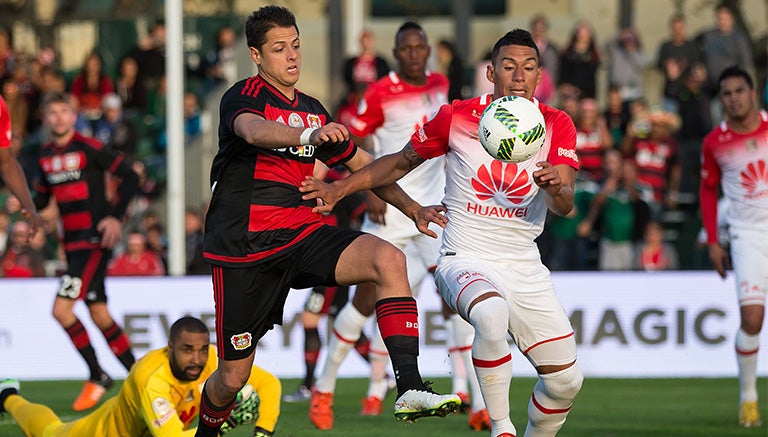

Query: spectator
left=559, top=20, right=600, bottom=99
left=578, top=155, right=651, bottom=270
left=69, top=51, right=114, bottom=121
left=0, top=27, right=15, bottom=82
left=656, top=14, right=703, bottom=113
left=635, top=220, right=679, bottom=271
left=202, top=25, right=238, bottom=91
left=673, top=65, right=712, bottom=195
left=342, top=29, right=389, bottom=95
left=696, top=4, right=753, bottom=119
left=107, top=231, right=165, bottom=276
left=603, top=84, right=631, bottom=147
left=183, top=92, right=201, bottom=141
left=621, top=109, right=682, bottom=217
left=184, top=207, right=208, bottom=275
left=93, top=93, right=138, bottom=159
left=607, top=27, right=648, bottom=105
left=144, top=222, right=167, bottom=271
left=530, top=13, right=560, bottom=84
left=130, top=20, right=166, bottom=93
left=0, top=209, right=10, bottom=254
left=436, top=39, right=464, bottom=100
left=575, top=97, right=613, bottom=181
left=546, top=172, right=600, bottom=271
left=472, top=50, right=493, bottom=96
left=114, top=56, right=147, bottom=117
left=0, top=220, right=45, bottom=277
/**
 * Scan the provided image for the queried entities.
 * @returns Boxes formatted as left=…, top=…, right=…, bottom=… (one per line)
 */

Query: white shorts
left=434, top=254, right=576, bottom=366
left=729, top=228, right=768, bottom=307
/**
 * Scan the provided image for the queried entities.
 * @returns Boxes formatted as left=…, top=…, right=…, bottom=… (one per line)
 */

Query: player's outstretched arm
left=234, top=113, right=349, bottom=149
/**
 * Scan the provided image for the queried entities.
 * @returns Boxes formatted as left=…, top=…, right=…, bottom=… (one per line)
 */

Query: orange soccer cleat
left=72, top=374, right=113, bottom=411
left=360, top=395, right=383, bottom=416
left=309, top=390, right=334, bottom=430
left=468, top=408, right=491, bottom=431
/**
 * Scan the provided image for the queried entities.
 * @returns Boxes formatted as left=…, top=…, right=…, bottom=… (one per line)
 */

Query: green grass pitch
left=1, top=377, right=766, bottom=436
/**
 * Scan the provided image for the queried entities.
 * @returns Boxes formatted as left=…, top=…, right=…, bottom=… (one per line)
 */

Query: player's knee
left=218, top=370, right=251, bottom=397
left=540, top=363, right=583, bottom=402
left=375, top=242, right=406, bottom=274
left=468, top=297, right=508, bottom=343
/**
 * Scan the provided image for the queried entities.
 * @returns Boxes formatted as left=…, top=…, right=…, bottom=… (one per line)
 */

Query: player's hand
left=97, top=216, right=122, bottom=249
left=707, top=243, right=730, bottom=279
left=300, top=176, right=341, bottom=214
left=533, top=161, right=562, bottom=196
left=412, top=205, right=448, bottom=239
left=365, top=191, right=387, bottom=225
left=308, top=122, right=349, bottom=145
left=20, top=209, right=42, bottom=239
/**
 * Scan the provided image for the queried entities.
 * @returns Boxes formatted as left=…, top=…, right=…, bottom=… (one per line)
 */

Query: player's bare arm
left=533, top=162, right=574, bottom=216
left=707, top=243, right=730, bottom=279
left=234, top=113, right=349, bottom=148
left=301, top=143, right=425, bottom=219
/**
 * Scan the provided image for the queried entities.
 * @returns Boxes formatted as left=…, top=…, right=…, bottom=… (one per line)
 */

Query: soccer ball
left=478, top=95, right=546, bottom=163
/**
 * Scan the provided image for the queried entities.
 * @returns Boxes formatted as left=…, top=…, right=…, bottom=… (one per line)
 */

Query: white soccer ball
left=478, top=95, right=546, bottom=163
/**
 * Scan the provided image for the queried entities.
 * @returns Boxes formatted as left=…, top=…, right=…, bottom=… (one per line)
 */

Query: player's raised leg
left=335, top=234, right=461, bottom=422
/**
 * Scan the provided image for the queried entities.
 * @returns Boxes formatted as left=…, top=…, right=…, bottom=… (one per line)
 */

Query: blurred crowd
left=0, top=5, right=766, bottom=277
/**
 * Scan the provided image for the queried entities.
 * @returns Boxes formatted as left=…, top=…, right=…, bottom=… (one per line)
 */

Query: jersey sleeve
left=699, top=134, right=722, bottom=244
left=223, top=89, right=266, bottom=136
left=140, top=376, right=197, bottom=436
left=410, top=103, right=453, bottom=159
left=0, top=96, right=11, bottom=149
left=348, top=87, right=385, bottom=137
left=545, top=110, right=579, bottom=170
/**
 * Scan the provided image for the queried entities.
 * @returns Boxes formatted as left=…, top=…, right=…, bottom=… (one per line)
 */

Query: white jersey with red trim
left=411, top=94, right=579, bottom=262
left=349, top=71, right=449, bottom=239
left=701, top=110, right=768, bottom=233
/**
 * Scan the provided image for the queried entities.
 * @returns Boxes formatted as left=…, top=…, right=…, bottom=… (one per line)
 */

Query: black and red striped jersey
left=203, top=75, right=357, bottom=267
left=34, top=132, right=139, bottom=252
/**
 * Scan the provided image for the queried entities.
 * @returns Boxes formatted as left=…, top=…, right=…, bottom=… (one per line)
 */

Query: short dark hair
left=245, top=5, right=298, bottom=50
left=395, top=21, right=425, bottom=47
left=491, top=28, right=539, bottom=65
left=42, top=91, right=70, bottom=109
left=718, top=65, right=754, bottom=91
left=169, top=316, right=209, bottom=343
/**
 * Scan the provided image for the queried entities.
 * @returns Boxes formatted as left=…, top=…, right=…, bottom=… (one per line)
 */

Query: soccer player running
left=0, top=316, right=281, bottom=436
left=0, top=95, right=42, bottom=236
left=310, top=21, right=484, bottom=430
left=33, top=91, right=139, bottom=411
left=193, top=6, right=460, bottom=436
left=700, top=65, right=768, bottom=428
left=301, top=28, right=584, bottom=437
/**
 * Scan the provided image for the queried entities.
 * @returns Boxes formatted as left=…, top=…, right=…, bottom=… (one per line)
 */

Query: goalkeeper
left=0, top=316, right=280, bottom=436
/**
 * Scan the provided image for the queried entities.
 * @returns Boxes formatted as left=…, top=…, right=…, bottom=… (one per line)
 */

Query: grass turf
left=1, top=377, right=766, bottom=436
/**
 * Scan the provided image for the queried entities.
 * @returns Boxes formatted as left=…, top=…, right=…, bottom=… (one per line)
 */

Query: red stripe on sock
left=332, top=328, right=360, bottom=344
left=531, top=392, right=571, bottom=414
left=66, top=320, right=91, bottom=349
left=375, top=298, right=419, bottom=339
left=472, top=353, right=511, bottom=368
left=108, top=332, right=131, bottom=355
left=736, top=347, right=759, bottom=356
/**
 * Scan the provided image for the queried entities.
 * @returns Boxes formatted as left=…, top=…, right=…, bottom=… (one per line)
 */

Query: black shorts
left=58, top=249, right=111, bottom=304
left=213, top=225, right=363, bottom=360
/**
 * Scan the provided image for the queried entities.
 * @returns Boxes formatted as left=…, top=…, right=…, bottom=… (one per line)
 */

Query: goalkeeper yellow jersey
left=53, top=345, right=279, bottom=436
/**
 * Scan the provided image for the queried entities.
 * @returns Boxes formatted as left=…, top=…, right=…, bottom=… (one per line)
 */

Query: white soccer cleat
left=393, top=385, right=461, bottom=423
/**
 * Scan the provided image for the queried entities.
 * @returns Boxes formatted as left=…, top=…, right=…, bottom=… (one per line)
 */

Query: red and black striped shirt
left=203, top=75, right=357, bottom=267
left=34, top=133, right=139, bottom=252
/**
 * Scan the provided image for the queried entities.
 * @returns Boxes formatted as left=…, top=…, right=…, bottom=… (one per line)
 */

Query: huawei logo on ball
left=471, top=160, right=532, bottom=204
left=740, top=159, right=768, bottom=198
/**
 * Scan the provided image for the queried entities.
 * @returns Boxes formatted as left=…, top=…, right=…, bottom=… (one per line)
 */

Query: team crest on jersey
left=306, top=114, right=321, bottom=129
left=288, top=113, right=303, bottom=127
left=231, top=332, right=252, bottom=350
left=746, top=139, right=757, bottom=152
